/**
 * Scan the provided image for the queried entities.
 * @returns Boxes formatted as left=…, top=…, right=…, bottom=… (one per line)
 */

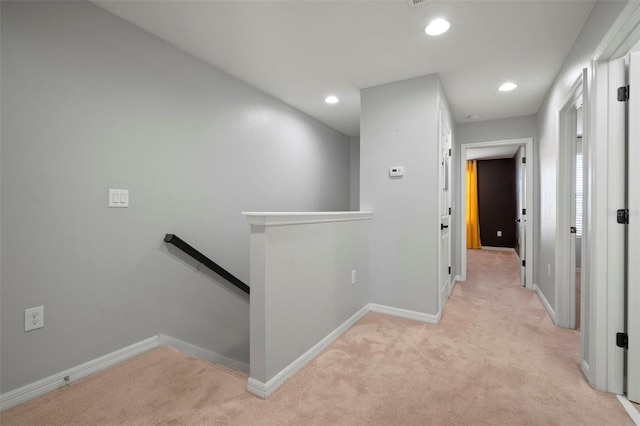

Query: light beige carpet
left=1, top=249, right=633, bottom=425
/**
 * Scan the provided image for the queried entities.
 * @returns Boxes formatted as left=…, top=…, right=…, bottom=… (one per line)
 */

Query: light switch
left=109, top=189, right=129, bottom=208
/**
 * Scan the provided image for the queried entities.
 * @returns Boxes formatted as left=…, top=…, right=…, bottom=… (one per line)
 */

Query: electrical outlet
left=497, top=230, right=502, bottom=237
left=25, top=306, right=44, bottom=332
left=547, top=264, right=552, bottom=277
left=351, top=270, right=357, bottom=285
left=389, top=166, right=404, bottom=177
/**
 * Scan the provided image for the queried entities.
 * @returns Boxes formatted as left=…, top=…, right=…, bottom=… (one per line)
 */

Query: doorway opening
left=459, top=138, right=534, bottom=288
left=575, top=123, right=583, bottom=329
left=557, top=73, right=584, bottom=330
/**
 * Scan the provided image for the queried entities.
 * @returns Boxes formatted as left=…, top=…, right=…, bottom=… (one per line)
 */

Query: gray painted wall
left=247, top=214, right=370, bottom=385
left=453, top=115, right=537, bottom=281
left=360, top=74, right=453, bottom=315
left=456, top=115, right=538, bottom=145
left=0, top=1, right=350, bottom=394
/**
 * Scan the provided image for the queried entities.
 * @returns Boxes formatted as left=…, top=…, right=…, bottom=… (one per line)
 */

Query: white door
left=515, top=146, right=526, bottom=286
left=627, top=50, right=640, bottom=403
left=439, top=115, right=452, bottom=309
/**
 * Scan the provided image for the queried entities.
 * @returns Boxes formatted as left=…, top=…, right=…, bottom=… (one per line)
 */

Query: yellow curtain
left=466, top=160, right=482, bottom=249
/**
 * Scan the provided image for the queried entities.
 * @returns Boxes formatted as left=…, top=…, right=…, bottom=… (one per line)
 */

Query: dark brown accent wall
left=477, top=158, right=517, bottom=248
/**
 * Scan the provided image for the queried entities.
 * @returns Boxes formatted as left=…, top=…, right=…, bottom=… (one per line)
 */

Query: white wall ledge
left=242, top=211, right=373, bottom=226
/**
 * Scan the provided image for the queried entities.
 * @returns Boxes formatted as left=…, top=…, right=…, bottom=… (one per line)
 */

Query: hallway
left=436, top=248, right=630, bottom=424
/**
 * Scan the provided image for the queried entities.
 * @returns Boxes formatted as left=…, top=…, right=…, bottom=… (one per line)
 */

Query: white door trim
left=459, top=138, right=534, bottom=288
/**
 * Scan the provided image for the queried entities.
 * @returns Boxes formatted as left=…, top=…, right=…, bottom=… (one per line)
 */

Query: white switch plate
left=351, top=270, right=357, bottom=285
left=25, top=306, right=44, bottom=332
left=497, top=230, right=502, bottom=237
left=108, top=189, right=129, bottom=208
left=389, top=166, right=404, bottom=177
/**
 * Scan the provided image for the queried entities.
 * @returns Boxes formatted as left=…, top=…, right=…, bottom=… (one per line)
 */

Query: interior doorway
left=572, top=130, right=584, bottom=329
left=556, top=72, right=584, bottom=330
left=574, top=127, right=583, bottom=329
left=459, top=138, right=534, bottom=288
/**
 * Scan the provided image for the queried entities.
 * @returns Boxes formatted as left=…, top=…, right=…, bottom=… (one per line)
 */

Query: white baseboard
left=481, top=246, right=516, bottom=252
left=0, top=336, right=159, bottom=412
left=0, top=301, right=450, bottom=408
left=454, top=275, right=463, bottom=283
left=534, top=284, right=557, bottom=325
left=617, top=395, right=640, bottom=425
left=159, top=334, right=249, bottom=374
left=247, top=304, right=371, bottom=399
left=369, top=303, right=442, bottom=324
left=581, top=359, right=590, bottom=378
left=248, top=302, right=443, bottom=399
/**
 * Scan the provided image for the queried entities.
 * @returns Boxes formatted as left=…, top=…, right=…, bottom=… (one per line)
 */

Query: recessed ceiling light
left=468, top=114, right=481, bottom=120
left=425, top=18, right=450, bottom=36
left=325, top=95, right=339, bottom=104
left=498, top=82, right=518, bottom=92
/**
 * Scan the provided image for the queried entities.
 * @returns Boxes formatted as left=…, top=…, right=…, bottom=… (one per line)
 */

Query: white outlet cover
left=25, top=306, right=44, bottom=332
left=389, top=166, right=404, bottom=177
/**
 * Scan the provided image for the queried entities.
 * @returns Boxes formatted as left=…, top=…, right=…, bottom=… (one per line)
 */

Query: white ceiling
left=93, top=0, right=597, bottom=137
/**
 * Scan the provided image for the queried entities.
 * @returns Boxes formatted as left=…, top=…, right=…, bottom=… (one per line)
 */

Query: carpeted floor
left=1, top=249, right=633, bottom=425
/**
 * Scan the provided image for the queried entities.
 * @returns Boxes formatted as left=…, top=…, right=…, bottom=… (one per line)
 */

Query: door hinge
left=617, top=85, right=629, bottom=102
left=522, top=157, right=526, bottom=164
left=570, top=226, right=577, bottom=234
left=616, top=332, right=628, bottom=349
left=448, top=207, right=452, bottom=215
left=448, top=148, right=452, bottom=156
left=522, top=208, right=526, bottom=215
left=617, top=209, right=629, bottom=224
left=521, top=260, right=525, bottom=267
left=448, top=266, right=451, bottom=275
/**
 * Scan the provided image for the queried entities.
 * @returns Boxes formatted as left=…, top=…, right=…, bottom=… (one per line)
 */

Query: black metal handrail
left=164, top=234, right=250, bottom=295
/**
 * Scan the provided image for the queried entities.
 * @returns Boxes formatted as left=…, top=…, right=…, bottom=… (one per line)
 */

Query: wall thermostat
left=389, top=166, right=404, bottom=177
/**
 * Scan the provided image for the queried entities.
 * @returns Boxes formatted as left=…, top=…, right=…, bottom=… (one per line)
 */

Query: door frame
left=459, top=137, right=534, bottom=289
left=582, top=0, right=640, bottom=393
